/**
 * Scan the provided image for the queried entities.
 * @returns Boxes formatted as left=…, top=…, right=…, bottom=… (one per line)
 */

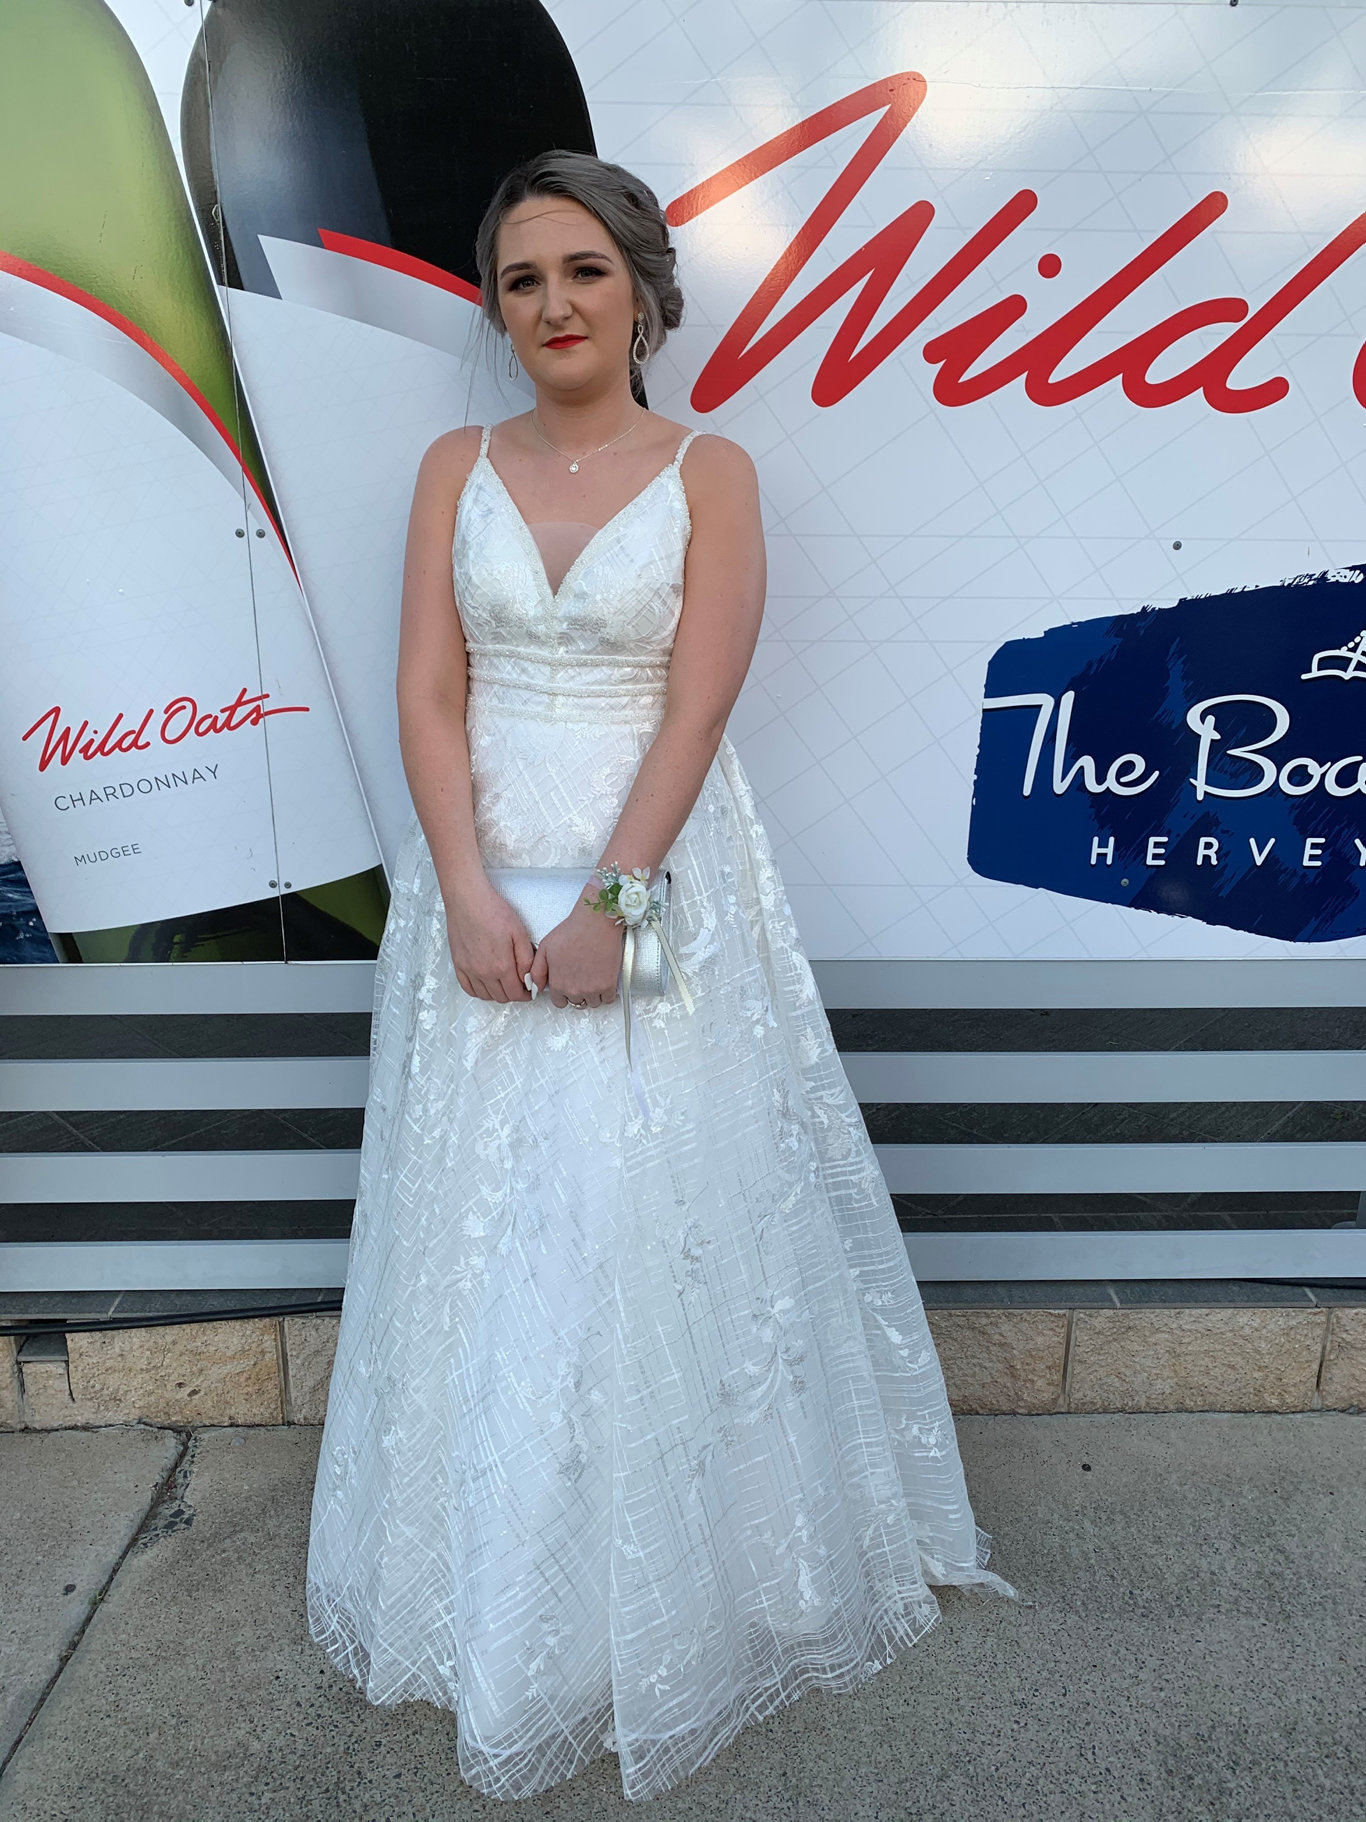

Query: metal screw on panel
left=235, top=528, right=245, bottom=538
left=269, top=880, right=277, bottom=889
left=283, top=882, right=292, bottom=890
left=1172, top=540, right=1182, bottom=550
left=1121, top=877, right=1130, bottom=886
left=255, top=529, right=266, bottom=538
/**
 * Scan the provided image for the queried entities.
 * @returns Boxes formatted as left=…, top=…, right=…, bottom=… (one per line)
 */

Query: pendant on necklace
left=569, top=461, right=580, bottom=473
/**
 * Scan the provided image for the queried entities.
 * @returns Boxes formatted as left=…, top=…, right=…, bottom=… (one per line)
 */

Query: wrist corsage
left=583, top=862, right=696, bottom=1116
left=582, top=862, right=660, bottom=927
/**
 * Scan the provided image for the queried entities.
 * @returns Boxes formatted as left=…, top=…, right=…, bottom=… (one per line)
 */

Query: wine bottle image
left=0, top=819, right=56, bottom=965
left=180, top=0, right=597, bottom=872
left=0, top=0, right=389, bottom=962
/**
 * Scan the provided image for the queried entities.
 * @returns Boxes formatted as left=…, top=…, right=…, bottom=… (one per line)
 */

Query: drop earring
left=508, top=345, right=520, bottom=380
left=631, top=315, right=650, bottom=367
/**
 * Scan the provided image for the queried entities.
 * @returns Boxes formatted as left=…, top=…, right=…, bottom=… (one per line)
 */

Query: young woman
left=306, top=149, right=1016, bottom=1804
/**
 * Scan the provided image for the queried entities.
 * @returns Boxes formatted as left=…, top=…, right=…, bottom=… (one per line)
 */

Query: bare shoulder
left=419, top=423, right=484, bottom=484
left=408, top=424, right=484, bottom=528
left=676, top=430, right=758, bottom=502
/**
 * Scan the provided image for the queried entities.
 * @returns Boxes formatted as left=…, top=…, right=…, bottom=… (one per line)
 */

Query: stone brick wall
left=4, top=1305, right=1363, bottom=1429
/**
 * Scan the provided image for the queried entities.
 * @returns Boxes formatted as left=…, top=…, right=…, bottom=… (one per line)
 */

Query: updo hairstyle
left=474, top=150, right=684, bottom=371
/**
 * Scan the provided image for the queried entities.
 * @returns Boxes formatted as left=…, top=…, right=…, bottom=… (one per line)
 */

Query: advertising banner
left=0, top=0, right=387, bottom=962
left=3, top=0, right=1366, bottom=964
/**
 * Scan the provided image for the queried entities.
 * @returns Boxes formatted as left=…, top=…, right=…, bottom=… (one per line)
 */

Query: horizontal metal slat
left=902, top=1227, right=1366, bottom=1282
left=10, top=958, right=1366, bottom=1015
left=9, top=1050, right=1366, bottom=1112
left=8, top=1141, right=1366, bottom=1203
left=876, top=1142, right=1366, bottom=1194
left=0, top=1237, right=351, bottom=1291
left=3, top=1228, right=1362, bottom=1291
left=842, top=1051, right=1366, bottom=1104
left=0, top=1150, right=361, bottom=1202
left=0, top=962, right=377, bottom=1016
left=0, top=1057, right=370, bottom=1111
left=816, top=960, right=1366, bottom=1010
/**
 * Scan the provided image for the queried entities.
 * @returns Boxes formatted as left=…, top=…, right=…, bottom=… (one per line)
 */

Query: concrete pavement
left=1, top=1414, right=1362, bottom=1821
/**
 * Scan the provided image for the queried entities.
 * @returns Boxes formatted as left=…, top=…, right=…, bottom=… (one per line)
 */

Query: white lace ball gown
left=305, top=424, right=1016, bottom=1803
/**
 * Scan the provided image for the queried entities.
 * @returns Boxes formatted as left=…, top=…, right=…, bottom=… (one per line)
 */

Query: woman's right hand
left=442, top=878, right=536, bottom=1001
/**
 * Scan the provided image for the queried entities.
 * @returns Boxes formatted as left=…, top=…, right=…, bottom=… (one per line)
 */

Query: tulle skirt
left=305, top=720, right=1015, bottom=1802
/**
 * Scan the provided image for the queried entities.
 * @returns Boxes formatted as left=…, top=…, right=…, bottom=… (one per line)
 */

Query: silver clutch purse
left=486, top=865, right=673, bottom=995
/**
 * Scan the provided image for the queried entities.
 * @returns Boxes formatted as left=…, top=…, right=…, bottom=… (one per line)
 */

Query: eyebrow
left=497, top=248, right=616, bottom=279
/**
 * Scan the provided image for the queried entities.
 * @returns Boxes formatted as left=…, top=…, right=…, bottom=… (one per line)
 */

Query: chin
left=539, top=361, right=605, bottom=391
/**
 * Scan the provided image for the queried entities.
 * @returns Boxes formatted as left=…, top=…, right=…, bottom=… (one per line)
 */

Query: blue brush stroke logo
left=968, top=564, right=1366, bottom=942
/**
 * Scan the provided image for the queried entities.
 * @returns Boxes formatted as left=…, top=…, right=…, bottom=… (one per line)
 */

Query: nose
left=541, top=276, right=574, bottom=324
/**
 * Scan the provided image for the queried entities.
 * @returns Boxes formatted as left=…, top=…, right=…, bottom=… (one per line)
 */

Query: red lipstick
left=544, top=334, right=586, bottom=348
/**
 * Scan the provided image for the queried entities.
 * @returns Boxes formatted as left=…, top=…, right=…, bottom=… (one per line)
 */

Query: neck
left=531, top=380, right=641, bottom=450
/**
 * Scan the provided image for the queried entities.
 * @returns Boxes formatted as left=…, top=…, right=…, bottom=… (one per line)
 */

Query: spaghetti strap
left=478, top=423, right=492, bottom=460
left=672, top=428, right=698, bottom=468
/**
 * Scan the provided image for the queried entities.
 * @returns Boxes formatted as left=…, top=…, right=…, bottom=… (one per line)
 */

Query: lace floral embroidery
left=304, top=435, right=1015, bottom=1808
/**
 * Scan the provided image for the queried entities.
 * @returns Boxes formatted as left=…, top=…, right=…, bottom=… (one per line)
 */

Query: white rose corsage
left=582, top=862, right=659, bottom=928
left=583, top=862, right=696, bottom=1115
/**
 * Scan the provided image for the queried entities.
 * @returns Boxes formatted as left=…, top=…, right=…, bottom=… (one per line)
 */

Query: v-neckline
left=478, top=450, right=681, bottom=609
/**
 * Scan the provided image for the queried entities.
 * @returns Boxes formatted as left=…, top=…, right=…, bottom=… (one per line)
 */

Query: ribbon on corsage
left=584, top=863, right=695, bottom=1118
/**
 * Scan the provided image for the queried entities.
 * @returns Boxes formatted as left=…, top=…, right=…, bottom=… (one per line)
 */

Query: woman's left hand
left=528, top=901, right=624, bottom=1008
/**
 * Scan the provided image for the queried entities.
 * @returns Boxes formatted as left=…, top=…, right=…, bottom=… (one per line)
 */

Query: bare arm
left=597, top=434, right=765, bottom=874
left=397, top=427, right=534, bottom=1002
left=529, top=433, right=766, bottom=1005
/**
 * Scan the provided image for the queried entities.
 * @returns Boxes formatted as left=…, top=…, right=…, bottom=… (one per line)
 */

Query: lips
left=544, top=334, right=586, bottom=348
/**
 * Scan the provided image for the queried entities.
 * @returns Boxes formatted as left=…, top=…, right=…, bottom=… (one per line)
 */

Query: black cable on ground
left=0, top=1298, right=344, bottom=1338
left=3, top=1281, right=1363, bottom=1342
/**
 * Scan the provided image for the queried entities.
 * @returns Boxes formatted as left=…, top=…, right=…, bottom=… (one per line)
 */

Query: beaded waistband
left=466, top=644, right=670, bottom=724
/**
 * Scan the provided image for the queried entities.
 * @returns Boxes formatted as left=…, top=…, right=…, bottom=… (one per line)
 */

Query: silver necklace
left=530, top=408, right=643, bottom=474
